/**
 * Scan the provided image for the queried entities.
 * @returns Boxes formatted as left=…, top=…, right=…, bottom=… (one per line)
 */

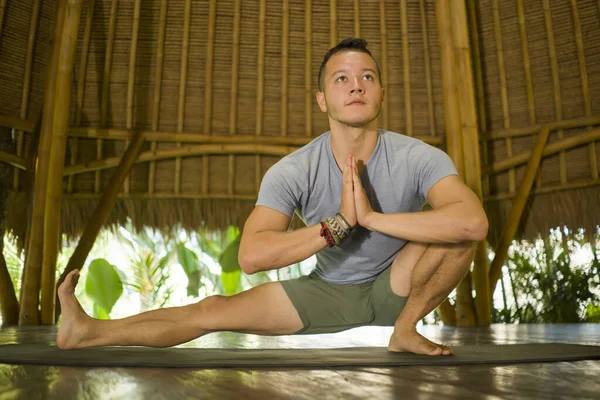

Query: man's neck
left=329, top=122, right=380, bottom=171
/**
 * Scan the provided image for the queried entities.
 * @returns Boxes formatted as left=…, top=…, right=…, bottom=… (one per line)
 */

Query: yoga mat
left=1, top=343, right=599, bottom=368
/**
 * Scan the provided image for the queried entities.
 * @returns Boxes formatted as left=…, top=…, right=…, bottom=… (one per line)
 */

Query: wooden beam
left=450, top=0, right=490, bottom=325
left=485, top=128, right=600, bottom=176
left=40, top=0, right=82, bottom=325
left=54, top=131, right=145, bottom=320
left=0, top=151, right=27, bottom=170
left=66, top=192, right=257, bottom=201
left=19, top=0, right=66, bottom=326
left=0, top=115, right=36, bottom=132
left=68, top=127, right=444, bottom=146
left=330, top=0, right=337, bottom=47
left=175, top=0, right=191, bottom=195
left=486, top=115, right=600, bottom=140
left=64, top=144, right=301, bottom=176
left=485, top=178, right=600, bottom=202
left=488, top=127, right=552, bottom=299
left=353, top=0, right=360, bottom=37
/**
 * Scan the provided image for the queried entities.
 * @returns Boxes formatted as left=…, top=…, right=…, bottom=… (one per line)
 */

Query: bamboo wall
left=1, top=0, right=599, bottom=245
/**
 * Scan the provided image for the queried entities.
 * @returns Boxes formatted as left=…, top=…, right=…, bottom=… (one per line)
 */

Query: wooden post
left=19, top=0, right=66, bottom=325
left=176, top=0, right=191, bottom=195
left=228, top=0, right=241, bottom=195
left=420, top=0, right=435, bottom=137
left=330, top=0, right=337, bottom=47
left=281, top=0, right=289, bottom=136
left=255, top=0, right=266, bottom=193
left=435, top=0, right=463, bottom=326
left=353, top=0, right=360, bottom=37
left=450, top=0, right=490, bottom=326
left=55, top=131, right=145, bottom=320
left=0, top=0, right=8, bottom=37
left=488, top=127, right=551, bottom=296
left=40, top=0, right=83, bottom=325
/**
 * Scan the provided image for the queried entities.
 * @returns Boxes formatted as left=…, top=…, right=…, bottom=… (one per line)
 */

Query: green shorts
left=280, top=266, right=408, bottom=335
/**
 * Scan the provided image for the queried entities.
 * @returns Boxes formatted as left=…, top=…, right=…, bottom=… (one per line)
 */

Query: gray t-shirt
left=256, top=129, right=458, bottom=284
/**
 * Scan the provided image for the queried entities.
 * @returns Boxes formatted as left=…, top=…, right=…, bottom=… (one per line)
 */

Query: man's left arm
left=351, top=157, right=488, bottom=244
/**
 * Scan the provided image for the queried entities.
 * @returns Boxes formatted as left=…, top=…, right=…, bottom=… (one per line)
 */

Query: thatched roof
left=1, top=0, right=600, bottom=248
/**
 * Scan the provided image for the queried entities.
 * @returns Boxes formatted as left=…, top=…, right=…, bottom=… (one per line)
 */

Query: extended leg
left=56, top=270, right=304, bottom=349
left=387, top=241, right=474, bottom=355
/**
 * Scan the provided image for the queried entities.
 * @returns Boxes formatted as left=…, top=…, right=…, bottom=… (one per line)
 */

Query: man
left=57, top=38, right=487, bottom=356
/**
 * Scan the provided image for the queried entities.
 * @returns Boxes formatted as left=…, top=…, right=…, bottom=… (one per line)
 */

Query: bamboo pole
left=255, top=0, right=266, bottom=194
left=330, top=0, right=337, bottom=47
left=570, top=0, right=597, bottom=181
left=450, top=0, right=490, bottom=325
left=0, top=152, right=27, bottom=170
left=13, top=0, right=41, bottom=191
left=281, top=0, right=289, bottom=136
left=466, top=0, right=488, bottom=195
left=486, top=127, right=600, bottom=176
left=68, top=127, right=445, bottom=146
left=228, top=0, right=241, bottom=196
left=149, top=0, right=167, bottom=196
left=0, top=115, right=36, bottom=132
left=492, top=0, right=515, bottom=193
left=40, top=0, right=83, bottom=325
left=97, top=0, right=118, bottom=195
left=488, top=127, right=552, bottom=297
left=70, top=0, right=95, bottom=194
left=379, top=0, right=389, bottom=129
left=400, top=0, right=412, bottom=136
left=487, top=115, right=600, bottom=140
left=125, top=0, right=141, bottom=195
left=542, top=0, right=566, bottom=185
left=176, top=0, right=192, bottom=195
left=202, top=0, right=216, bottom=194
left=516, top=0, right=541, bottom=189
left=420, top=0, right=435, bottom=137
left=353, top=0, right=360, bottom=37
left=0, top=0, right=7, bottom=36
left=435, top=0, right=461, bottom=326
left=0, top=238, right=19, bottom=325
left=64, top=144, right=301, bottom=176
left=19, top=0, right=66, bottom=326
left=485, top=178, right=600, bottom=202
left=54, top=131, right=145, bottom=320
left=305, top=0, right=312, bottom=137
left=68, top=192, right=257, bottom=201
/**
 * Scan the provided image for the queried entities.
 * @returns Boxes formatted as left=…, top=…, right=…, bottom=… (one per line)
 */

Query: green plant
left=84, top=258, right=124, bottom=319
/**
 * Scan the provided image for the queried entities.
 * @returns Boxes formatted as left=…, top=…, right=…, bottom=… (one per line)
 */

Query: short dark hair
left=317, top=38, right=382, bottom=92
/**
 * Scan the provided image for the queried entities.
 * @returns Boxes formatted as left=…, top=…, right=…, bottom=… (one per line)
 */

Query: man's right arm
left=238, top=206, right=326, bottom=274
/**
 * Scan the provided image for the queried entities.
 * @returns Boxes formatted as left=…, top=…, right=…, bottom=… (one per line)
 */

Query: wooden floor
left=1, top=324, right=599, bottom=399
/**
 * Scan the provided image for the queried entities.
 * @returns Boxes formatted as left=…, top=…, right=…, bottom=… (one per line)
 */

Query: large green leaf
left=85, top=258, right=123, bottom=318
left=176, top=243, right=203, bottom=297
left=219, top=235, right=241, bottom=273
left=221, top=270, right=242, bottom=295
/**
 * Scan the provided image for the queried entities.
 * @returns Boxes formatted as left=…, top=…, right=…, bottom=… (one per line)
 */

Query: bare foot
left=56, top=270, right=94, bottom=350
left=388, top=325, right=452, bottom=356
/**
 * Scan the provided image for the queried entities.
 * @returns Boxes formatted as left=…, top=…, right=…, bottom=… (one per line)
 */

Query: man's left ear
left=316, top=91, right=328, bottom=112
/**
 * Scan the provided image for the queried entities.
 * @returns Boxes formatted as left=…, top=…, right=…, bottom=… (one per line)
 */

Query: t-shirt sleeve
left=410, top=143, right=459, bottom=203
left=255, top=158, right=304, bottom=218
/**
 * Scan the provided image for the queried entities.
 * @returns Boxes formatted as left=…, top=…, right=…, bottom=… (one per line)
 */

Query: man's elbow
left=464, top=213, right=489, bottom=242
left=238, top=248, right=258, bottom=275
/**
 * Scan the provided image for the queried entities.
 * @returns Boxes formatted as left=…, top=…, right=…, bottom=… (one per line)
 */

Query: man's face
left=316, top=51, right=384, bottom=128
